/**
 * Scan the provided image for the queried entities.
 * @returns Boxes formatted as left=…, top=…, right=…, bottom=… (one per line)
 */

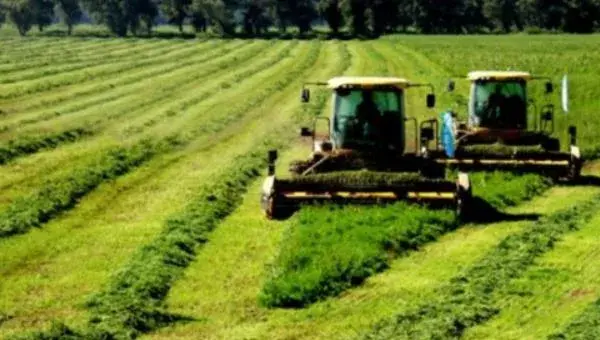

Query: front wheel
left=455, top=175, right=473, bottom=222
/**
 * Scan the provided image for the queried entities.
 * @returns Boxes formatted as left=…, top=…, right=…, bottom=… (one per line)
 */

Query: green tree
left=563, top=0, right=600, bottom=32
left=82, top=0, right=159, bottom=36
left=240, top=0, right=271, bottom=35
left=1, top=0, right=34, bottom=36
left=483, top=0, right=523, bottom=32
left=192, top=0, right=238, bottom=35
left=190, top=9, right=207, bottom=32
left=318, top=0, right=343, bottom=34
left=55, top=0, right=82, bottom=35
left=31, top=0, right=54, bottom=32
left=160, top=0, right=191, bottom=33
left=415, top=0, right=465, bottom=33
left=341, top=0, right=367, bottom=35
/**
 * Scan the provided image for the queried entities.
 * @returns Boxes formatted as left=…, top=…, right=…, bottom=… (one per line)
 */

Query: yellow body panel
left=327, top=76, right=410, bottom=89
left=468, top=71, right=532, bottom=82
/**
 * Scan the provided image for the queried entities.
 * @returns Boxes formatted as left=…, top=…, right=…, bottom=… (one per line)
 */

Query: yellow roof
left=327, top=76, right=410, bottom=89
left=468, top=71, right=531, bottom=81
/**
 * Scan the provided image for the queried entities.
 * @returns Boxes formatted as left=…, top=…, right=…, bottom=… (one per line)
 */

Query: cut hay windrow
left=259, top=171, right=552, bottom=308
left=0, top=139, right=163, bottom=238
left=550, top=299, right=600, bottom=339
left=361, top=194, right=600, bottom=340
left=0, top=41, right=248, bottom=129
left=0, top=128, right=93, bottom=165
left=8, top=41, right=347, bottom=340
left=8, top=40, right=233, bottom=115
left=0, top=41, right=177, bottom=84
left=0, top=39, right=229, bottom=101
left=0, top=40, right=291, bottom=157
left=0, top=42, right=320, bottom=240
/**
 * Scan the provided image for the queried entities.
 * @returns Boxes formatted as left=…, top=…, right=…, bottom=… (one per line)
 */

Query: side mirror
left=426, top=94, right=436, bottom=108
left=545, top=81, right=553, bottom=94
left=447, top=80, right=455, bottom=92
left=300, top=127, right=313, bottom=137
left=268, top=150, right=278, bottom=163
left=301, top=88, right=310, bottom=103
left=421, top=127, right=434, bottom=141
left=561, top=75, right=569, bottom=113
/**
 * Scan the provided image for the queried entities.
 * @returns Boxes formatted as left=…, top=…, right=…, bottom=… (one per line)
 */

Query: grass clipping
left=259, top=171, right=552, bottom=309
left=259, top=203, right=457, bottom=308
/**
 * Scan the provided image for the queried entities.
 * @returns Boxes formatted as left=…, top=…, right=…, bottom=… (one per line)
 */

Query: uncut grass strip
left=0, top=128, right=92, bottom=165
left=361, top=195, right=600, bottom=340
left=0, top=40, right=277, bottom=140
left=0, top=42, right=320, bottom=239
left=0, top=40, right=224, bottom=101
left=0, top=40, right=234, bottom=117
left=0, top=41, right=178, bottom=84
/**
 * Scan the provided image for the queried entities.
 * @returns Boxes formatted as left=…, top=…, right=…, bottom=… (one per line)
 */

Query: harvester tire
left=455, top=180, right=473, bottom=222
left=567, top=158, right=582, bottom=182
left=262, top=194, right=293, bottom=220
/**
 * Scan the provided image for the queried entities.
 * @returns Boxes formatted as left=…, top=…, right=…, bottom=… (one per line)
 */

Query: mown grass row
left=121, top=40, right=299, bottom=134
left=8, top=41, right=336, bottom=340
left=0, top=41, right=176, bottom=84
left=0, top=139, right=169, bottom=238
left=259, top=172, right=551, bottom=308
left=1, top=41, right=236, bottom=122
left=2, top=41, right=280, bottom=148
left=0, top=40, right=222, bottom=101
left=0, top=42, right=266, bottom=163
left=0, top=128, right=92, bottom=165
left=0, top=39, right=171, bottom=65
left=0, top=42, right=320, bottom=240
left=361, top=193, right=600, bottom=339
left=550, top=299, right=600, bottom=339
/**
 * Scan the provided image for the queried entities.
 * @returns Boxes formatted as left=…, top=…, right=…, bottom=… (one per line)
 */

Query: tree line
left=0, top=0, right=599, bottom=37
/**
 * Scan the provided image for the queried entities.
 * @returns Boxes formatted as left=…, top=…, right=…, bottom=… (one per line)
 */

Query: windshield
left=332, top=88, right=404, bottom=150
left=471, top=80, right=527, bottom=129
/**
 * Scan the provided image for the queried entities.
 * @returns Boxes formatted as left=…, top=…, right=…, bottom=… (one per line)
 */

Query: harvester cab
left=423, top=71, right=582, bottom=181
left=261, top=76, right=472, bottom=221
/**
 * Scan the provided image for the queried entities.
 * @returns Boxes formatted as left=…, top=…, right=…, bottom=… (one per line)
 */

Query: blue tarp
left=440, top=111, right=456, bottom=158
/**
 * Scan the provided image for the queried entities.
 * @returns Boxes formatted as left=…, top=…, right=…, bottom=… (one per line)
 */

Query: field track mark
left=0, top=40, right=230, bottom=118
left=361, top=178, right=600, bottom=339
left=0, top=40, right=177, bottom=84
left=0, top=40, right=287, bottom=166
left=0, top=41, right=265, bottom=138
left=144, top=165, right=600, bottom=340
left=0, top=39, right=171, bottom=74
left=141, top=42, right=351, bottom=340
left=0, top=39, right=221, bottom=101
left=0, top=38, right=117, bottom=61
left=0, top=40, right=285, bottom=203
left=462, top=213, right=600, bottom=339
left=0, top=41, right=324, bottom=339
left=0, top=41, right=311, bottom=240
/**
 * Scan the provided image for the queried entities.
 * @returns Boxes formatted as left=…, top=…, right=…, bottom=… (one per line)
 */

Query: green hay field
left=2, top=30, right=600, bottom=339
